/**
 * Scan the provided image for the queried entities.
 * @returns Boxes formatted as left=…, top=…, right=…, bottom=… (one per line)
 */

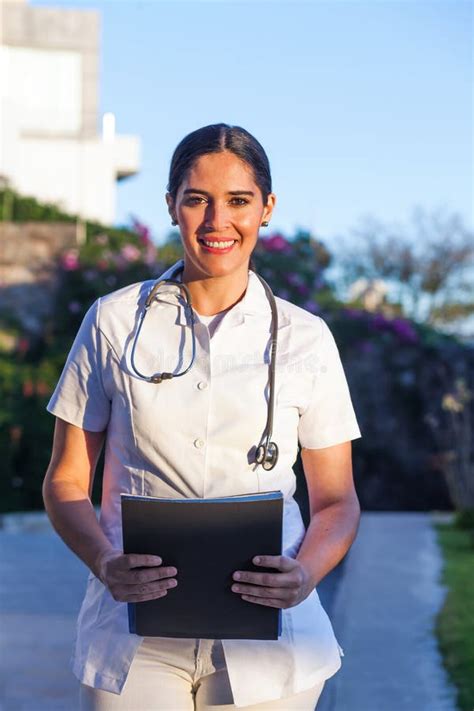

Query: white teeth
left=201, top=240, right=235, bottom=249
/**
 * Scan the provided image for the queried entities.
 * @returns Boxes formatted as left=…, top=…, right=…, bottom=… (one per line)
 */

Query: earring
left=261, top=221, right=269, bottom=227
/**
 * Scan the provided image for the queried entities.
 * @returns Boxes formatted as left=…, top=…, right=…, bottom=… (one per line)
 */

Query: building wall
left=16, top=138, right=118, bottom=224
left=0, top=0, right=99, bottom=138
left=0, top=0, right=140, bottom=225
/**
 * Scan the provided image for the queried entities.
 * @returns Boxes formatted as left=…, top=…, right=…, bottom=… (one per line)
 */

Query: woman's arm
left=296, top=440, right=360, bottom=587
left=42, top=417, right=178, bottom=601
left=230, top=441, right=360, bottom=607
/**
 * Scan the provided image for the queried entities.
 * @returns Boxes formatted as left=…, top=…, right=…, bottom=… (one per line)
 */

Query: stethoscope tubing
left=131, top=277, right=197, bottom=384
left=130, top=263, right=279, bottom=469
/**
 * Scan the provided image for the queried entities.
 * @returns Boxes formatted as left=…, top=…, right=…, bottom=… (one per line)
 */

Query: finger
left=122, top=589, right=169, bottom=603
left=124, top=554, right=163, bottom=569
left=128, top=566, right=178, bottom=585
left=137, top=579, right=178, bottom=594
left=112, top=558, right=168, bottom=583
left=232, top=570, right=297, bottom=588
left=252, top=555, right=297, bottom=573
left=240, top=594, right=284, bottom=608
left=117, top=578, right=178, bottom=600
left=232, top=583, right=291, bottom=599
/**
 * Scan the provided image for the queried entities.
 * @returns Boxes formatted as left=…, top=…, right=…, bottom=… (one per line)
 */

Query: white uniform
left=46, top=258, right=362, bottom=708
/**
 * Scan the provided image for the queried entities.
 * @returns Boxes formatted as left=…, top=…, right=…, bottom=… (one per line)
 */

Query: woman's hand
left=231, top=555, right=314, bottom=609
left=97, top=550, right=178, bottom=603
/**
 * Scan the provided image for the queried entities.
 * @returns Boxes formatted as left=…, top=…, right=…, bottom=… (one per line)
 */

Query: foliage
left=51, top=216, right=166, bottom=348
left=435, top=522, right=474, bottom=711
left=0, top=187, right=77, bottom=223
left=334, top=206, right=474, bottom=332
left=251, top=229, right=339, bottom=312
left=454, top=508, right=474, bottom=533
left=323, top=307, right=474, bottom=511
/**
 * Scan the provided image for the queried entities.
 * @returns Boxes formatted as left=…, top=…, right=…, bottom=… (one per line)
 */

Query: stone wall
left=0, top=222, right=77, bottom=333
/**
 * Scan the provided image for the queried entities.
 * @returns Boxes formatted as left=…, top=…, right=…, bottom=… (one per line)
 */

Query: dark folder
left=121, top=490, right=283, bottom=639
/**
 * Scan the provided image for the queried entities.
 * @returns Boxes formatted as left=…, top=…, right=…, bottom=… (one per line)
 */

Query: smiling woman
left=42, top=123, right=362, bottom=711
left=164, top=131, right=276, bottom=315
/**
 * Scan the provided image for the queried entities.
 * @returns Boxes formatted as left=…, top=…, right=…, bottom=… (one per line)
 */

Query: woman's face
left=166, top=151, right=276, bottom=280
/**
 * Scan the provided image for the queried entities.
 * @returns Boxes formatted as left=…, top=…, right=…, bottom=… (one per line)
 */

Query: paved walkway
left=317, top=512, right=458, bottom=711
left=0, top=512, right=458, bottom=710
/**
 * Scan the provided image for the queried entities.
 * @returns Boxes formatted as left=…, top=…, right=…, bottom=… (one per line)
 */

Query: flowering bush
left=1, top=208, right=473, bottom=516
left=251, top=229, right=337, bottom=312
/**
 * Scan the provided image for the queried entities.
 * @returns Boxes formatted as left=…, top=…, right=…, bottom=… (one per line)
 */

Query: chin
left=187, top=255, right=248, bottom=279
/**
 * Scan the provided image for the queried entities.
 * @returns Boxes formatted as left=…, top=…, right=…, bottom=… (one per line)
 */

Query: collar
left=151, top=258, right=272, bottom=327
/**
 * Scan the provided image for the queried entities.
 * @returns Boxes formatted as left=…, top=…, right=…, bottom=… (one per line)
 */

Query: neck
left=181, top=262, right=250, bottom=317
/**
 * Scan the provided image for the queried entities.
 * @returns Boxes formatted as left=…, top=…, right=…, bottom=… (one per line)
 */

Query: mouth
left=198, top=238, right=237, bottom=253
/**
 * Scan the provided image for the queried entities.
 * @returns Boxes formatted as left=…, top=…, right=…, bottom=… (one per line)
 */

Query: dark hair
left=167, top=123, right=272, bottom=206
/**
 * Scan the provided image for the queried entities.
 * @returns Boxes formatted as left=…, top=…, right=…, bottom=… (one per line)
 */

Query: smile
left=198, top=239, right=236, bottom=250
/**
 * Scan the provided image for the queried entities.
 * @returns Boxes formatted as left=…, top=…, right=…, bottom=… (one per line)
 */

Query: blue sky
left=32, top=0, right=473, bottom=248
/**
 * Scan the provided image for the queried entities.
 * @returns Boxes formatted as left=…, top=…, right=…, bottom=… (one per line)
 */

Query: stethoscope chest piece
left=255, top=441, right=279, bottom=471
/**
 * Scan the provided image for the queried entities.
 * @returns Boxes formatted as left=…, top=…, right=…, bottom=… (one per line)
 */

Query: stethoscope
left=130, top=261, right=280, bottom=471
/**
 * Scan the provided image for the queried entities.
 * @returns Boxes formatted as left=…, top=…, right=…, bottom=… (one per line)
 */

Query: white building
left=0, top=0, right=140, bottom=225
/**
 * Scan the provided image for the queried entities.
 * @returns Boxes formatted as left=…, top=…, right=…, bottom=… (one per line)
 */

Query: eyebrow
left=183, top=189, right=255, bottom=197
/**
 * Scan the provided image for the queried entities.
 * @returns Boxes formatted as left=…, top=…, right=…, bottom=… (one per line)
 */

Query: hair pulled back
left=167, top=123, right=272, bottom=206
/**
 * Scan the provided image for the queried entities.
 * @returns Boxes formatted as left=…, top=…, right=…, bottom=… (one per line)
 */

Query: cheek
left=239, top=210, right=263, bottom=232
left=178, top=208, right=197, bottom=226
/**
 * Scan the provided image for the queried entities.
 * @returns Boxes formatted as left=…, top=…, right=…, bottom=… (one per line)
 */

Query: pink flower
left=263, top=233, right=290, bottom=253
left=61, top=250, right=80, bottom=271
left=36, top=381, right=51, bottom=397
left=131, top=216, right=152, bottom=246
left=121, top=244, right=141, bottom=262
left=22, top=380, right=34, bottom=397
left=144, top=243, right=158, bottom=266
left=17, top=337, right=29, bottom=355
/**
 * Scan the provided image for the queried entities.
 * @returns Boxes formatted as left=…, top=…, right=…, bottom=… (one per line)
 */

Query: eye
left=231, top=198, right=249, bottom=206
left=185, top=196, right=249, bottom=206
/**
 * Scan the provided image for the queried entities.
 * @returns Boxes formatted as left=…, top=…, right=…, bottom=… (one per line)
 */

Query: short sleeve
left=46, top=298, right=112, bottom=432
left=297, top=318, right=362, bottom=449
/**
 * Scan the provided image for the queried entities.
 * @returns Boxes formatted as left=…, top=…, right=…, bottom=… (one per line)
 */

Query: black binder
left=121, top=490, right=283, bottom=639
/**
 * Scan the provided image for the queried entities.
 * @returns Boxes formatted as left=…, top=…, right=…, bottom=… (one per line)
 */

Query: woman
left=43, top=123, right=362, bottom=710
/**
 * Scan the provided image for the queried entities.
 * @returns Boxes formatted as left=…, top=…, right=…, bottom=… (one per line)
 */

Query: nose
left=203, top=200, right=231, bottom=232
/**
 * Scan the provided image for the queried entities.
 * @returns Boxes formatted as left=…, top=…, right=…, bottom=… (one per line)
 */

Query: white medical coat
left=46, top=258, right=362, bottom=707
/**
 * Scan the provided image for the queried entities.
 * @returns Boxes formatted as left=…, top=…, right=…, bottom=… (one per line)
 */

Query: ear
left=262, top=193, right=277, bottom=224
left=165, top=192, right=175, bottom=221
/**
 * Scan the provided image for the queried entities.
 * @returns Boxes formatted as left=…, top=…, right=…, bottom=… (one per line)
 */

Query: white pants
left=79, top=636, right=326, bottom=710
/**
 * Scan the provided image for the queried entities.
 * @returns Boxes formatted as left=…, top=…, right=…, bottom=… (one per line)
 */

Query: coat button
left=194, top=438, right=205, bottom=449
left=197, top=381, right=208, bottom=390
